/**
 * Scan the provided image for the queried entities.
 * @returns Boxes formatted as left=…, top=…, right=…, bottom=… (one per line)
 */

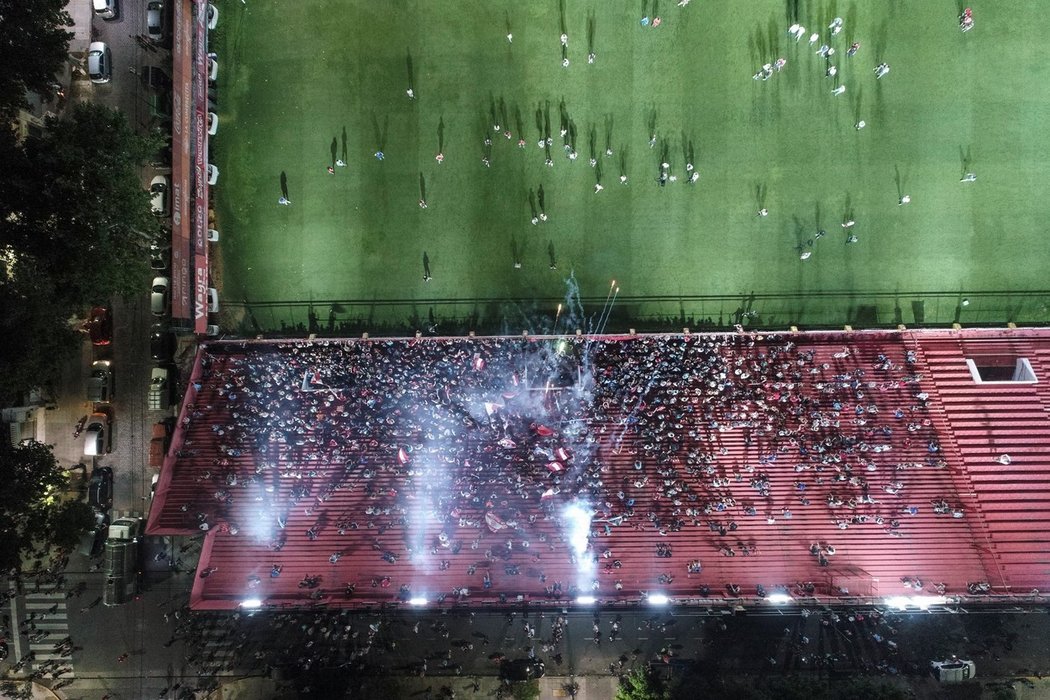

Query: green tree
left=0, top=273, right=80, bottom=405
left=616, top=668, right=670, bottom=700
left=0, top=0, right=74, bottom=119
left=0, top=103, right=162, bottom=403
left=49, top=499, right=98, bottom=551
left=2, top=103, right=161, bottom=306
left=0, top=440, right=69, bottom=571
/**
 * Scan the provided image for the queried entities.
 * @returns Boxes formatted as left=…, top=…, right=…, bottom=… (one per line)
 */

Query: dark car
left=149, top=240, right=170, bottom=271
left=150, top=324, right=174, bottom=362
left=500, top=659, right=545, bottom=682
left=88, top=466, right=113, bottom=511
left=78, top=509, right=110, bottom=558
left=85, top=306, right=112, bottom=346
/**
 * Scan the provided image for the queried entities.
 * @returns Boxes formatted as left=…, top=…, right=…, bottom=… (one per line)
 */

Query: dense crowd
left=167, top=331, right=975, bottom=609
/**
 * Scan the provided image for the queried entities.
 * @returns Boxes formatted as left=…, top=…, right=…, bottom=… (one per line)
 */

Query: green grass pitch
left=211, top=1, right=1050, bottom=329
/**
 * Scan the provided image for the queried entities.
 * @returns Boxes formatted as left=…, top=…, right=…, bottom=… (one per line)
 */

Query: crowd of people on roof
left=173, top=332, right=971, bottom=604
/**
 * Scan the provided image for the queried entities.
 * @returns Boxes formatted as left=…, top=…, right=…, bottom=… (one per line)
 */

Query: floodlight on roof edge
left=408, top=596, right=428, bottom=606
left=647, top=593, right=670, bottom=605
left=576, top=595, right=596, bottom=605
left=766, top=593, right=793, bottom=605
left=239, top=598, right=262, bottom=609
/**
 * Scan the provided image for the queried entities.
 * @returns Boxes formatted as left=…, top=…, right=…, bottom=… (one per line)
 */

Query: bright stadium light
left=884, top=596, right=911, bottom=611
left=576, top=595, right=596, bottom=605
left=766, top=593, right=793, bottom=605
left=913, top=595, right=946, bottom=610
left=240, top=598, right=262, bottom=609
left=647, top=593, right=669, bottom=606
left=883, top=595, right=947, bottom=611
left=408, top=596, right=428, bottom=606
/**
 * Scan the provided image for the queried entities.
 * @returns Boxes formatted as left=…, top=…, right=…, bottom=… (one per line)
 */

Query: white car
left=92, top=0, right=118, bottom=20
left=150, top=276, right=170, bottom=316
left=146, top=1, right=165, bottom=41
left=207, top=164, right=219, bottom=185
left=207, top=287, right=219, bottom=313
left=207, top=111, right=219, bottom=136
left=87, top=42, right=112, bottom=84
left=86, top=360, right=114, bottom=403
left=208, top=53, right=218, bottom=82
left=149, top=175, right=170, bottom=216
left=83, top=412, right=111, bottom=456
left=931, top=658, right=975, bottom=682
left=207, top=3, right=218, bottom=30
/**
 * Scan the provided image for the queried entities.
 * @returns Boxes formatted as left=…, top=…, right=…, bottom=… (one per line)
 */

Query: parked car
left=150, top=175, right=170, bottom=216
left=150, top=277, right=170, bottom=316
left=87, top=42, right=112, bottom=84
left=150, top=240, right=170, bottom=271
left=148, top=366, right=172, bottom=410
left=86, top=360, right=114, bottom=403
left=77, top=508, right=109, bottom=557
left=83, top=412, right=111, bottom=456
left=207, top=287, right=219, bottom=313
left=207, top=111, right=219, bottom=136
left=150, top=324, right=174, bottom=362
left=85, top=306, right=112, bottom=346
left=208, top=53, right=218, bottom=82
left=146, top=1, right=165, bottom=41
left=207, top=2, right=218, bottom=30
left=92, top=0, right=118, bottom=20
left=149, top=420, right=172, bottom=468
left=88, top=466, right=114, bottom=510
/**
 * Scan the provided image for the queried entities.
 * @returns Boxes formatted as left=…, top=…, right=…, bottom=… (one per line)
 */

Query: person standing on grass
left=278, top=196, right=291, bottom=206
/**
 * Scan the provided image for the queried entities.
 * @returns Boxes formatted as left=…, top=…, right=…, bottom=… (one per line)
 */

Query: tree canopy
left=0, top=440, right=71, bottom=570
left=0, top=0, right=74, bottom=120
left=0, top=103, right=162, bottom=403
left=617, top=668, right=670, bottom=700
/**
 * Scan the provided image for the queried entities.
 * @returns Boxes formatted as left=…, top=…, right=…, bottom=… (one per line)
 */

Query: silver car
left=150, top=276, right=170, bottom=316
left=86, top=360, right=114, bottom=403
left=150, top=175, right=170, bottom=217
left=87, top=42, right=112, bottom=84
left=147, top=1, right=165, bottom=41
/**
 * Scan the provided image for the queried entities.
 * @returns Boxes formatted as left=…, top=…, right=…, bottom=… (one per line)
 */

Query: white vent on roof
left=965, top=357, right=1037, bottom=384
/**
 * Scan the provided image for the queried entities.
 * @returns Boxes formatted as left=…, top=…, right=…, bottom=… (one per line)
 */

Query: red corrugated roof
left=148, top=329, right=1050, bottom=610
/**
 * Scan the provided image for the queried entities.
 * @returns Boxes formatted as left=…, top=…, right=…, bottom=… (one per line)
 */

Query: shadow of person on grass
left=510, top=235, right=525, bottom=269
left=280, top=171, right=289, bottom=199
left=371, top=112, right=388, bottom=152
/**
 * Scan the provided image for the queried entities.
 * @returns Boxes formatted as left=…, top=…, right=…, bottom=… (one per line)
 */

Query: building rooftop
left=146, top=328, right=1050, bottom=610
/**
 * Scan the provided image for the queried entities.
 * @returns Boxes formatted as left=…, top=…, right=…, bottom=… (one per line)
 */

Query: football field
left=211, top=0, right=1050, bottom=331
